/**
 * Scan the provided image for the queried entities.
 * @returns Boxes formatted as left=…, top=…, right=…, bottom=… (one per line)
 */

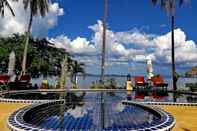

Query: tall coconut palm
left=21, top=0, right=49, bottom=75
left=100, top=0, right=108, bottom=129
left=59, top=55, right=67, bottom=130
left=100, top=0, right=108, bottom=84
left=0, top=0, right=18, bottom=17
left=150, top=0, right=188, bottom=92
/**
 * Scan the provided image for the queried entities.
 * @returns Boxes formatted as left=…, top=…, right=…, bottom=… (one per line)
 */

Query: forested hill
left=0, top=34, right=69, bottom=77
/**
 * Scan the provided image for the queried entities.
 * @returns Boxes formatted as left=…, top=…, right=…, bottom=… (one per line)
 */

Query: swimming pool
left=2, top=89, right=197, bottom=103
left=8, top=92, right=175, bottom=131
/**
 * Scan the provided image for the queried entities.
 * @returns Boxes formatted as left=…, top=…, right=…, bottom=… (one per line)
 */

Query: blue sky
left=50, top=0, right=197, bottom=42
left=48, top=0, right=197, bottom=76
left=0, top=0, right=197, bottom=76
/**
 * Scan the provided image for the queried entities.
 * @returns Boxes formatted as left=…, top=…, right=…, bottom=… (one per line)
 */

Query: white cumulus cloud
left=0, top=0, right=64, bottom=37
left=50, top=20, right=197, bottom=67
left=153, top=28, right=197, bottom=64
left=50, top=35, right=96, bottom=54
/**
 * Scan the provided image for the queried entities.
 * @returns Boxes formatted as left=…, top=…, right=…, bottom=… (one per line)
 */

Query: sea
left=32, top=75, right=197, bottom=90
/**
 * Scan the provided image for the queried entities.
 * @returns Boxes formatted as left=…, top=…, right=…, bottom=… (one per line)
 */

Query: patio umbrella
left=8, top=51, right=15, bottom=76
left=147, top=57, right=154, bottom=79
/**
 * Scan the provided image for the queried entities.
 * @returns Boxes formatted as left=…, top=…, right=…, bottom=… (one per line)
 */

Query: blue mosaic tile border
left=8, top=100, right=175, bottom=131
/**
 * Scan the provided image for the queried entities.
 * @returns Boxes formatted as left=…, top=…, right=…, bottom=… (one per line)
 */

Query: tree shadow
left=181, top=127, right=191, bottom=131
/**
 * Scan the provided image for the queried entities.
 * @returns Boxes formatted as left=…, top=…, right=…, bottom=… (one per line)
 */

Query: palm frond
left=38, top=0, right=49, bottom=17
left=22, top=0, right=28, bottom=10
left=0, top=0, right=18, bottom=17
left=160, top=0, right=166, bottom=9
left=179, top=0, right=184, bottom=5
left=151, top=0, right=189, bottom=16
left=151, top=0, right=158, bottom=5
left=179, top=0, right=190, bottom=7
left=23, top=0, right=49, bottom=17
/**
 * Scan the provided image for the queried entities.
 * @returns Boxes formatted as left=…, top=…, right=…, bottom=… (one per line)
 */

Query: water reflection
left=31, top=76, right=197, bottom=89
left=3, top=90, right=197, bottom=103
left=39, top=92, right=160, bottom=130
left=67, top=106, right=88, bottom=119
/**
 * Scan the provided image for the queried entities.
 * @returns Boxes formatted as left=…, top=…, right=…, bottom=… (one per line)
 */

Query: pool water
left=30, top=92, right=159, bottom=130
left=4, top=90, right=197, bottom=103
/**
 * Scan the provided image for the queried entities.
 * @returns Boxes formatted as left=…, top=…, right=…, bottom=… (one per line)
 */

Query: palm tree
left=70, top=61, right=85, bottom=89
left=21, top=0, right=49, bottom=75
left=59, top=55, right=67, bottom=130
left=100, top=0, right=108, bottom=129
left=150, top=0, right=188, bottom=93
left=100, top=0, right=108, bottom=84
left=0, top=0, right=18, bottom=17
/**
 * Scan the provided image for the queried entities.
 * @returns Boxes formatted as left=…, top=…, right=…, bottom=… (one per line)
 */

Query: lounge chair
left=134, top=76, right=148, bottom=87
left=0, top=75, right=10, bottom=85
left=0, top=75, right=10, bottom=90
left=151, top=75, right=168, bottom=97
left=19, top=75, right=31, bottom=83
left=150, top=75, right=168, bottom=88
left=134, top=76, right=149, bottom=97
left=135, top=92, right=145, bottom=99
left=17, top=75, right=32, bottom=89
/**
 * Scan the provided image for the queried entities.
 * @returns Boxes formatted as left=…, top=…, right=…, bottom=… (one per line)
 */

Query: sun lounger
left=19, top=75, right=31, bottom=83
left=0, top=75, right=10, bottom=85
left=151, top=75, right=168, bottom=97
left=151, top=75, right=168, bottom=87
left=17, top=75, right=32, bottom=89
left=134, top=76, right=148, bottom=87
left=135, top=92, right=145, bottom=99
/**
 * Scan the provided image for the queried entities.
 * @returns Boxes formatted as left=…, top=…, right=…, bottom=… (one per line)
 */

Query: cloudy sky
left=0, top=0, right=197, bottom=76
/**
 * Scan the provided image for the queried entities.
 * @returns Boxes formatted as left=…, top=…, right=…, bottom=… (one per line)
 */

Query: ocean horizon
left=32, top=75, right=197, bottom=90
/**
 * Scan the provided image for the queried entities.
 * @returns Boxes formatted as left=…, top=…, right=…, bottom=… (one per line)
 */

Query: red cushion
left=0, top=75, right=10, bottom=83
left=151, top=76, right=165, bottom=86
left=134, top=76, right=145, bottom=85
left=19, top=75, right=31, bottom=83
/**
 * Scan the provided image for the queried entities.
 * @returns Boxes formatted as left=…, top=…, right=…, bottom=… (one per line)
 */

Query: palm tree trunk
left=21, top=9, right=33, bottom=75
left=171, top=15, right=177, bottom=102
left=73, top=74, right=77, bottom=88
left=100, top=0, right=108, bottom=83
left=100, top=1, right=108, bottom=130
left=59, top=55, right=68, bottom=129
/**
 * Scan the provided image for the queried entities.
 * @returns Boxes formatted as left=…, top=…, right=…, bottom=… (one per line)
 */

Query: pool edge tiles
left=8, top=100, right=175, bottom=131
left=122, top=101, right=176, bottom=131
left=0, top=90, right=63, bottom=104
left=7, top=101, right=64, bottom=131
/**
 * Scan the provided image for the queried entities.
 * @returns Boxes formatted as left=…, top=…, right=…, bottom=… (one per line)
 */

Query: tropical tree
left=70, top=60, right=85, bottom=89
left=0, top=34, right=70, bottom=77
left=0, top=0, right=17, bottom=17
left=21, top=0, right=49, bottom=75
left=150, top=0, right=188, bottom=92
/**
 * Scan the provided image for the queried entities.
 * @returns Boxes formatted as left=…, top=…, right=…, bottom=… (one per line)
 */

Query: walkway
left=1, top=99, right=197, bottom=131
left=153, top=105, right=197, bottom=131
left=0, top=102, right=28, bottom=131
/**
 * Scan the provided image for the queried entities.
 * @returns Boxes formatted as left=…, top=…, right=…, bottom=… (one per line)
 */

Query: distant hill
left=185, top=66, right=197, bottom=77
left=80, top=73, right=127, bottom=77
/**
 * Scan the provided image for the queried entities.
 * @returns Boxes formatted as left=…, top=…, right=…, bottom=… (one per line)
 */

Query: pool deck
left=152, top=105, right=197, bottom=131
left=0, top=102, right=197, bottom=131
left=0, top=102, right=28, bottom=131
